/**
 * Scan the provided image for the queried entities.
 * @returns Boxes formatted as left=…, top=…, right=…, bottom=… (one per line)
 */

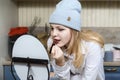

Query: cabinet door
left=104, top=66, right=120, bottom=80
left=4, top=65, right=20, bottom=80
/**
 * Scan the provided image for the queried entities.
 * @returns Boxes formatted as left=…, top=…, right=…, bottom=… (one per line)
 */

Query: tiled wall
left=32, top=27, right=120, bottom=44
left=82, top=27, right=120, bottom=44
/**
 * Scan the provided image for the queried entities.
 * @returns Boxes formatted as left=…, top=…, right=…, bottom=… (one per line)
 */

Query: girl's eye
left=50, top=27, right=53, bottom=31
left=58, top=28, right=64, bottom=31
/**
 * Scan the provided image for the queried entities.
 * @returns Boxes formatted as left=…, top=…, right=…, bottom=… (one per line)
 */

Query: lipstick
left=49, top=43, right=55, bottom=54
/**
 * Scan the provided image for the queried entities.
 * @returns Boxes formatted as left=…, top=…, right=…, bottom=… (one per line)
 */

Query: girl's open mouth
left=53, top=39, right=60, bottom=44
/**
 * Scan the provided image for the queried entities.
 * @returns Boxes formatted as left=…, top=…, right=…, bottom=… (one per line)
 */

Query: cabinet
left=11, top=0, right=120, bottom=28
left=104, top=66, right=120, bottom=80
left=104, top=62, right=120, bottom=80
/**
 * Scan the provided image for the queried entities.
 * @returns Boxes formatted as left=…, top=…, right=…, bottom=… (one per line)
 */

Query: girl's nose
left=51, top=29, right=58, bottom=37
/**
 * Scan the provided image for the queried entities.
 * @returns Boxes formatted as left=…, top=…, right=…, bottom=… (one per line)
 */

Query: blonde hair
left=66, top=29, right=104, bottom=68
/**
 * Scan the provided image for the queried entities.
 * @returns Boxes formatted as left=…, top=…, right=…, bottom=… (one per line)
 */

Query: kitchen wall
left=0, top=0, right=120, bottom=65
left=17, top=1, right=120, bottom=27
left=0, top=0, right=18, bottom=65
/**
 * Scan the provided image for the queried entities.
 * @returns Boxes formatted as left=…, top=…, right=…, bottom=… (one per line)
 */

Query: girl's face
left=50, top=24, right=72, bottom=47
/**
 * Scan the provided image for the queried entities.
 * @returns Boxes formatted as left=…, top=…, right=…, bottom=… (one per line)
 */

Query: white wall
left=18, top=1, right=120, bottom=27
left=18, top=0, right=57, bottom=27
left=81, top=1, right=120, bottom=27
left=0, top=0, right=18, bottom=65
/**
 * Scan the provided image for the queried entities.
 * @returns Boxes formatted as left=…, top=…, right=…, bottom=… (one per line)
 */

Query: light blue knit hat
left=49, top=0, right=82, bottom=31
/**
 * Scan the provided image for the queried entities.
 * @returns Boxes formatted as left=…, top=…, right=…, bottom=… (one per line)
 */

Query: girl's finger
left=51, top=45, right=55, bottom=58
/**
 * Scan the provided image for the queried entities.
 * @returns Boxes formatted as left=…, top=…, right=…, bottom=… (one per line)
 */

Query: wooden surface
left=4, top=60, right=120, bottom=66
left=104, top=61, right=120, bottom=66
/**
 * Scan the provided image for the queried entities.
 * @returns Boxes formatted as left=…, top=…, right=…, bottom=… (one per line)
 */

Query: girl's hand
left=51, top=45, right=65, bottom=66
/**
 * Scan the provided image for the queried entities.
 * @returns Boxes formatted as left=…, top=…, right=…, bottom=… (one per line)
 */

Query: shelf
left=12, top=0, right=118, bottom=2
left=12, top=0, right=59, bottom=2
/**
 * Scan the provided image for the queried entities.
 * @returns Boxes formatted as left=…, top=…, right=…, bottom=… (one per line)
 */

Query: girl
left=48, top=0, right=105, bottom=80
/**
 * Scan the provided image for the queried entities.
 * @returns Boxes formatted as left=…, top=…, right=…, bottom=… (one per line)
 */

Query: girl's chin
left=56, top=44, right=64, bottom=47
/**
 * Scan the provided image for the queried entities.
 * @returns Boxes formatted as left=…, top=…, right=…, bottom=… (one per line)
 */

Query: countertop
left=104, top=61, right=120, bottom=66
left=3, top=60, right=120, bottom=66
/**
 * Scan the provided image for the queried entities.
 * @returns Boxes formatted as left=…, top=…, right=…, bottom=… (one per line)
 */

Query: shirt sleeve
left=82, top=42, right=102, bottom=80
left=52, top=60, right=71, bottom=80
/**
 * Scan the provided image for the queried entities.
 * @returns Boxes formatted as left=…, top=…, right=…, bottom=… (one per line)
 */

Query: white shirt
left=47, top=38, right=105, bottom=80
